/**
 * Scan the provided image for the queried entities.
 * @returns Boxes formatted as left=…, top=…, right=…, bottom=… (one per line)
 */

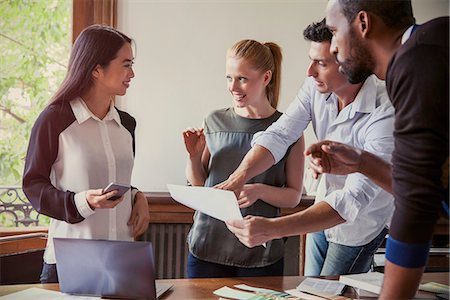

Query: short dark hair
left=303, top=18, right=332, bottom=43
left=338, top=0, right=415, bottom=30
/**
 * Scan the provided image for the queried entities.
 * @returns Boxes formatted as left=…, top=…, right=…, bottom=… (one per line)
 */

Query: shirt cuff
left=386, top=236, right=431, bottom=268
left=252, top=131, right=285, bottom=164
left=74, top=191, right=95, bottom=219
left=324, top=190, right=361, bottom=222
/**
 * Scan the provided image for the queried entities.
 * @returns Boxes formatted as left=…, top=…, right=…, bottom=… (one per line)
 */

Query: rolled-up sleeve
left=325, top=173, right=381, bottom=222
left=252, top=79, right=313, bottom=163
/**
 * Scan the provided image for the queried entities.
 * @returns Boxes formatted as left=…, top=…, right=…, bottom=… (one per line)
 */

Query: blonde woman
left=182, top=39, right=304, bottom=278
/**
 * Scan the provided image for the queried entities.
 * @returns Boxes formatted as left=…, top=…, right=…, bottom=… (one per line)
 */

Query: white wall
left=117, top=0, right=449, bottom=192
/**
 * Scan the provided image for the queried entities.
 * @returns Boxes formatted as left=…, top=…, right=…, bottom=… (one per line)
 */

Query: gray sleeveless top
left=187, top=107, right=291, bottom=267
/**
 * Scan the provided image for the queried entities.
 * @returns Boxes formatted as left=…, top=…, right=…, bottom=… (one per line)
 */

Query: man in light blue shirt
left=221, top=19, right=395, bottom=276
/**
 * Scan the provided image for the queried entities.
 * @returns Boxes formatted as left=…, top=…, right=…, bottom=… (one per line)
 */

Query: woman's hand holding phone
left=103, top=182, right=131, bottom=200
left=85, top=183, right=129, bottom=210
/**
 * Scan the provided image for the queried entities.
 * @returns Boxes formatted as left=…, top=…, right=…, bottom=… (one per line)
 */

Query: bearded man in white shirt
left=220, top=19, right=394, bottom=276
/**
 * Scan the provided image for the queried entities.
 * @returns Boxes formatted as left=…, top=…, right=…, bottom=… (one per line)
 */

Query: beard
left=338, top=29, right=375, bottom=84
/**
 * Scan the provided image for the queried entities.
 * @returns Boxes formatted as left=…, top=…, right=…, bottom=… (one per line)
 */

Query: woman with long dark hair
left=22, top=24, right=149, bottom=283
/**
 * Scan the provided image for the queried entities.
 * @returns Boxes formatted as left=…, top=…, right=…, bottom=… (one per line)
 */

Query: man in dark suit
left=311, top=1, right=449, bottom=298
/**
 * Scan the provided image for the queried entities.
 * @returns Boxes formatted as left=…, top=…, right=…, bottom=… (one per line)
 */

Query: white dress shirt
left=253, top=75, right=395, bottom=246
left=45, top=98, right=135, bottom=263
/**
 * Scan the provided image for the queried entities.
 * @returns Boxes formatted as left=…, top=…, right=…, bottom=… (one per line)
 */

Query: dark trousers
left=187, top=252, right=284, bottom=278
left=40, top=262, right=58, bottom=283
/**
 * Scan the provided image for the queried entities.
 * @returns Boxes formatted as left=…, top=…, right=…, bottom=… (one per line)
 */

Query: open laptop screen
left=54, top=238, right=158, bottom=299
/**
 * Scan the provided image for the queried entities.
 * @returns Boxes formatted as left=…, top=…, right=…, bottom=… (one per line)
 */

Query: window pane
left=0, top=0, right=71, bottom=227
left=0, top=0, right=71, bottom=186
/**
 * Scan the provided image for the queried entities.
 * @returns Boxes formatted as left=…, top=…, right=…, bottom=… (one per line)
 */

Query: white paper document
left=167, top=184, right=243, bottom=222
left=339, top=272, right=383, bottom=294
left=234, top=284, right=292, bottom=297
left=297, top=278, right=346, bottom=298
left=284, top=289, right=328, bottom=300
left=419, top=282, right=450, bottom=294
left=214, top=285, right=294, bottom=300
left=0, top=287, right=99, bottom=299
left=213, top=286, right=255, bottom=300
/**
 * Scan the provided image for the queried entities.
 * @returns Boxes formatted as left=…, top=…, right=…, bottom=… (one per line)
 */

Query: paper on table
left=284, top=289, right=327, bottom=300
left=234, top=284, right=280, bottom=294
left=297, top=278, right=346, bottom=296
left=167, top=184, right=243, bottom=222
left=234, top=284, right=291, bottom=297
left=0, top=287, right=100, bottom=299
left=213, top=286, right=255, bottom=300
left=419, top=282, right=450, bottom=294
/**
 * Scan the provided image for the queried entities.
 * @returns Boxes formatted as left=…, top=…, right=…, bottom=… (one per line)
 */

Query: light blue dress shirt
left=253, top=75, right=395, bottom=246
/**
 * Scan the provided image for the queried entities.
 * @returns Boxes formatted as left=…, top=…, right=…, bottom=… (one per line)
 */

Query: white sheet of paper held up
left=167, top=184, right=267, bottom=248
left=167, top=184, right=243, bottom=222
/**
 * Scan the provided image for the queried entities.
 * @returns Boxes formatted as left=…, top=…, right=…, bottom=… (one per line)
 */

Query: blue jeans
left=40, top=263, right=59, bottom=283
left=187, top=253, right=284, bottom=278
left=304, top=228, right=388, bottom=276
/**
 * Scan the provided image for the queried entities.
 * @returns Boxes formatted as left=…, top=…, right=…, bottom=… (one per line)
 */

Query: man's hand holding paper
left=167, top=184, right=267, bottom=247
left=225, top=216, right=273, bottom=248
left=167, top=184, right=243, bottom=223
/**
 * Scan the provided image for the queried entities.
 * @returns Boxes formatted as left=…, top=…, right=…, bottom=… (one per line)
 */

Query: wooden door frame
left=72, top=0, right=117, bottom=43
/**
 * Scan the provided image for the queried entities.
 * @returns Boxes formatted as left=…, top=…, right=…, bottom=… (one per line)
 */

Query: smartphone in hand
left=103, top=182, right=131, bottom=200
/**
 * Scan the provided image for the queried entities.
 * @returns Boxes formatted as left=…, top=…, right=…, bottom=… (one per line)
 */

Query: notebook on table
left=54, top=237, right=172, bottom=299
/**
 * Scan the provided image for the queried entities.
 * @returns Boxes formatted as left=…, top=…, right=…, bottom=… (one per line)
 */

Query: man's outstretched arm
left=215, top=144, right=276, bottom=192
left=305, top=140, right=392, bottom=193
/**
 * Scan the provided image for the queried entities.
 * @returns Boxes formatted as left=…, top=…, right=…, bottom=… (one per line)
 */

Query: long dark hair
left=50, top=24, right=132, bottom=105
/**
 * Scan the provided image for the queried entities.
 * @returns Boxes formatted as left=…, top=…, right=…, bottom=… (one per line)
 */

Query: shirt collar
left=401, top=24, right=416, bottom=45
left=70, top=97, right=121, bottom=125
left=348, top=75, right=379, bottom=118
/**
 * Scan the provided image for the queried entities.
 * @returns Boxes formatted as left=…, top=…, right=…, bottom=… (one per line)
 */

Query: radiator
left=143, top=223, right=300, bottom=279
left=144, top=224, right=191, bottom=279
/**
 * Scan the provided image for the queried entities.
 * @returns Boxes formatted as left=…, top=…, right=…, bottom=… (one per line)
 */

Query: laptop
left=54, top=238, right=172, bottom=299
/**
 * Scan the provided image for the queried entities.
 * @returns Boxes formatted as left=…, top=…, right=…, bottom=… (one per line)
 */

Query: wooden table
left=0, top=273, right=448, bottom=299
left=157, top=276, right=354, bottom=299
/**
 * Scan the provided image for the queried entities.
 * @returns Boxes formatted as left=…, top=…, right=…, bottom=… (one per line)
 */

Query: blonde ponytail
left=228, top=39, right=283, bottom=109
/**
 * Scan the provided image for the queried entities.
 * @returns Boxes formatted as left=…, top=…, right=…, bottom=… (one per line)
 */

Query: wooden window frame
left=72, top=0, right=117, bottom=43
